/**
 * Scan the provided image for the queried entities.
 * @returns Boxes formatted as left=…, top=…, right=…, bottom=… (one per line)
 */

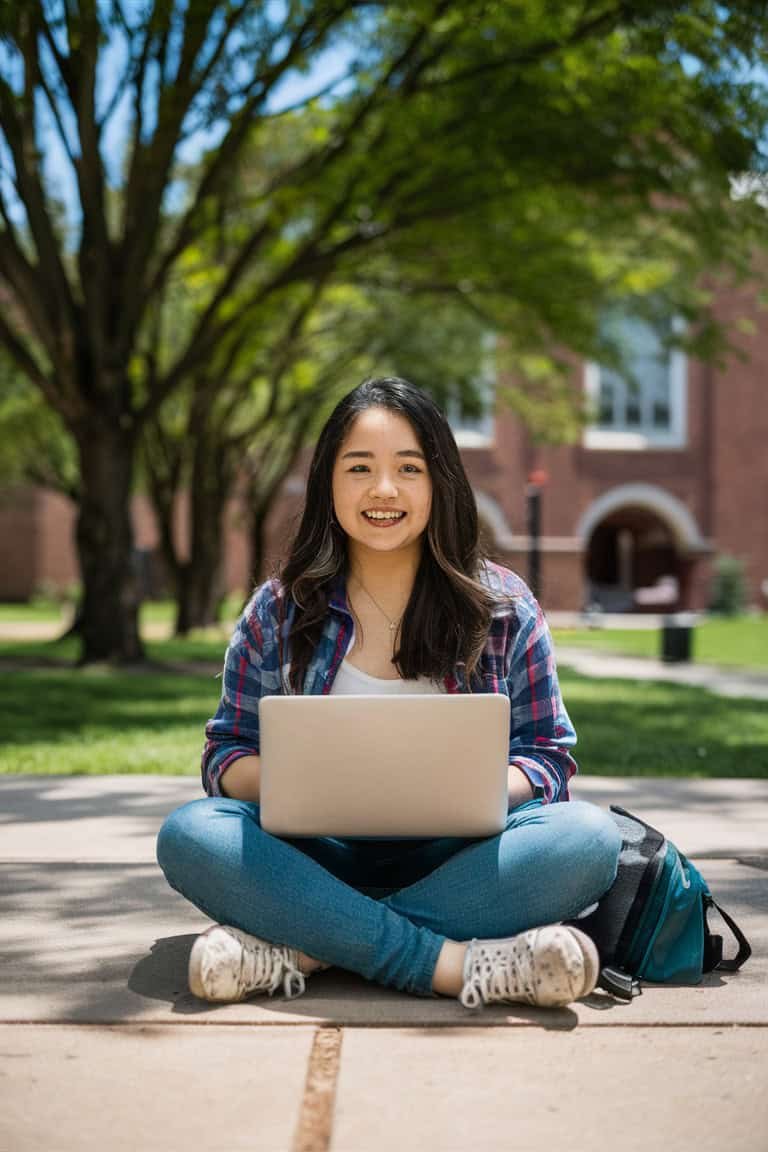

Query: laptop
left=258, top=693, right=510, bottom=839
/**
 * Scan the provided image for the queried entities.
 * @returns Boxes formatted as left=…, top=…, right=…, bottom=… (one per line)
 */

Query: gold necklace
left=351, top=576, right=404, bottom=633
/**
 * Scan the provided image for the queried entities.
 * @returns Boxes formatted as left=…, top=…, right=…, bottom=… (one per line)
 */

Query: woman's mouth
left=361, top=510, right=407, bottom=528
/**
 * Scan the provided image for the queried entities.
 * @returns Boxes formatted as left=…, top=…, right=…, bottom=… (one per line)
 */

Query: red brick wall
left=36, top=490, right=79, bottom=592
left=0, top=487, right=38, bottom=600
left=710, top=278, right=768, bottom=607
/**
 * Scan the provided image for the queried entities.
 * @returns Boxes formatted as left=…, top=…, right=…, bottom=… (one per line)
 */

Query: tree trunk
left=173, top=418, right=228, bottom=635
left=249, top=501, right=270, bottom=590
left=174, top=552, right=223, bottom=635
left=75, top=419, right=144, bottom=663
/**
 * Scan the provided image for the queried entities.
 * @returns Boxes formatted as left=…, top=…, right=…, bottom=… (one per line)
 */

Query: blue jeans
left=156, top=797, right=621, bottom=997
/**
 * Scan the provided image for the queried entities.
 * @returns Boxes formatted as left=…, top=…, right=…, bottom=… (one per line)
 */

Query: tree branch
left=118, top=2, right=219, bottom=357
left=35, top=66, right=78, bottom=173
left=259, top=68, right=358, bottom=119
left=143, top=2, right=353, bottom=311
left=96, top=0, right=163, bottom=130
left=413, top=3, right=636, bottom=90
left=38, top=14, right=78, bottom=107
left=0, top=201, right=58, bottom=356
left=0, top=310, right=61, bottom=411
left=0, top=21, right=76, bottom=337
left=71, top=6, right=114, bottom=379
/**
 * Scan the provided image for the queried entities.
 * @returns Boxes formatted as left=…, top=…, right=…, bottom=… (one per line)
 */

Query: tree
left=1, top=1, right=767, bottom=660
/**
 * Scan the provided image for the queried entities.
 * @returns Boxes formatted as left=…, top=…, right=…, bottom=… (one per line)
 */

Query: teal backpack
left=568, top=805, right=752, bottom=1000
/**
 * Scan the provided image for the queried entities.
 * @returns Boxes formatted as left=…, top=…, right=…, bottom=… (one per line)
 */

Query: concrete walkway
left=555, top=645, right=768, bottom=700
left=1, top=774, right=766, bottom=1151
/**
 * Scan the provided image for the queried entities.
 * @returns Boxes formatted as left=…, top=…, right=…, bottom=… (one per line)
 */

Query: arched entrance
left=577, top=485, right=707, bottom=612
left=586, top=507, right=682, bottom=610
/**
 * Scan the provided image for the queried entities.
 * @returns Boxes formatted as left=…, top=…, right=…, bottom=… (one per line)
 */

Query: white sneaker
left=188, top=924, right=312, bottom=1003
left=459, top=925, right=600, bottom=1009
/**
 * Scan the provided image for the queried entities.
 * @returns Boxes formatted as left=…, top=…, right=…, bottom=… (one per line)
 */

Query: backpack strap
left=703, top=896, right=752, bottom=972
left=598, top=967, right=641, bottom=1001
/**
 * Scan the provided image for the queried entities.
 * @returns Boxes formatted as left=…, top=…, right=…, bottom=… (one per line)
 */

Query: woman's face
left=331, top=407, right=433, bottom=558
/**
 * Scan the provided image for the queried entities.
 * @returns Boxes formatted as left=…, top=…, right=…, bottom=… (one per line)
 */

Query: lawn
left=0, top=602, right=73, bottom=622
left=0, top=633, right=230, bottom=665
left=558, top=669, right=767, bottom=777
left=551, top=614, right=768, bottom=669
left=0, top=663, right=221, bottom=776
left=0, top=595, right=244, bottom=628
left=0, top=652, right=765, bottom=778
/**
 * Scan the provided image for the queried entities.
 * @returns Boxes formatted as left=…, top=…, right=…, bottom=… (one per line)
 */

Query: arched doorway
left=578, top=485, right=707, bottom=612
left=586, top=507, right=681, bottom=611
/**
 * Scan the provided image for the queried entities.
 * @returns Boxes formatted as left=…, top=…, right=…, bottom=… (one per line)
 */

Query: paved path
left=1, top=774, right=766, bottom=1151
left=555, top=645, right=768, bottom=700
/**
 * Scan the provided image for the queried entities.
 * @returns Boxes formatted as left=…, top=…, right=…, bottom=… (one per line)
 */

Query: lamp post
left=525, top=469, right=549, bottom=601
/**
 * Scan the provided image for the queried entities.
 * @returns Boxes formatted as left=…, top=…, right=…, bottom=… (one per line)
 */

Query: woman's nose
left=369, top=472, right=398, bottom=497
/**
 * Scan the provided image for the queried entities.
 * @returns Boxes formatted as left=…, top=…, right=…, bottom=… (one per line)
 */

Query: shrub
left=708, top=554, right=747, bottom=616
left=30, top=581, right=81, bottom=608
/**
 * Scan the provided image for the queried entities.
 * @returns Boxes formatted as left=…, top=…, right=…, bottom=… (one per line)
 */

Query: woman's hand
left=507, top=763, right=535, bottom=808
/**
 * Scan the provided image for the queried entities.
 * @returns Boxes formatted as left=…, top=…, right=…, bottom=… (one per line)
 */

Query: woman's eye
left=347, top=463, right=422, bottom=475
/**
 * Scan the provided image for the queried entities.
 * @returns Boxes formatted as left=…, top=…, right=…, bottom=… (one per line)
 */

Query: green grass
left=138, top=597, right=244, bottom=625
left=552, top=615, right=768, bottom=669
left=0, top=602, right=69, bottom=622
left=558, top=669, right=767, bottom=777
left=0, top=652, right=765, bottom=778
left=0, top=664, right=221, bottom=775
left=0, top=633, right=229, bottom=665
left=0, top=596, right=245, bottom=627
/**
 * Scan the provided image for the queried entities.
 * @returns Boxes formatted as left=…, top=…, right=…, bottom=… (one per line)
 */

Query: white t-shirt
left=330, top=633, right=446, bottom=696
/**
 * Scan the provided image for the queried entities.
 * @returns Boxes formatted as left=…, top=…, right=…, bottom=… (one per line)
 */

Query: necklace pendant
left=389, top=621, right=398, bottom=632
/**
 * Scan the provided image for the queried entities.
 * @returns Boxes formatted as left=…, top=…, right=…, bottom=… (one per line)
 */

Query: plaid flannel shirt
left=202, top=560, right=578, bottom=803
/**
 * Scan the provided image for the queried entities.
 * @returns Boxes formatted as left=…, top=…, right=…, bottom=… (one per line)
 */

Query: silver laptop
left=258, top=694, right=510, bottom=838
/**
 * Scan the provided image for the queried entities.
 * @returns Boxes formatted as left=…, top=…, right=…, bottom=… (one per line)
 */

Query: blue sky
left=0, top=8, right=357, bottom=238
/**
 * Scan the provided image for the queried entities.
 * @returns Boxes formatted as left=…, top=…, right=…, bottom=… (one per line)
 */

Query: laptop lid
left=259, top=693, right=510, bottom=839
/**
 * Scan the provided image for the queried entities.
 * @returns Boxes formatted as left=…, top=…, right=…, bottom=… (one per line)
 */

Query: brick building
left=2, top=275, right=767, bottom=612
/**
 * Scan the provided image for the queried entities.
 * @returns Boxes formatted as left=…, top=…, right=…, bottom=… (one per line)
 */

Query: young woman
left=156, top=377, right=621, bottom=1010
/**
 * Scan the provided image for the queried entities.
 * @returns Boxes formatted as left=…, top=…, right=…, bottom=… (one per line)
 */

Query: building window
left=584, top=311, right=687, bottom=450
left=447, top=333, right=496, bottom=447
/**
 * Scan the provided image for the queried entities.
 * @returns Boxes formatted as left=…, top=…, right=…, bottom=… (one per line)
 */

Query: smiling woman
left=156, top=376, right=622, bottom=1014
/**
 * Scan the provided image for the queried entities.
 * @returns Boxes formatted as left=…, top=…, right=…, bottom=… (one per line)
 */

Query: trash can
left=661, top=613, right=695, bottom=663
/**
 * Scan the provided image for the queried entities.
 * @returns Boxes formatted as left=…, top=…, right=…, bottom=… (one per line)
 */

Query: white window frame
left=583, top=315, right=687, bottom=451
left=447, top=332, right=496, bottom=447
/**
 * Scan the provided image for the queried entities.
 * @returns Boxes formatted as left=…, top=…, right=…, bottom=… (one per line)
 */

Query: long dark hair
left=278, top=376, right=502, bottom=692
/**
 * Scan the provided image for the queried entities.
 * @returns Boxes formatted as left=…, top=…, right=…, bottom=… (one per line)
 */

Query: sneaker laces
left=239, top=939, right=307, bottom=1000
left=460, top=935, right=537, bottom=1009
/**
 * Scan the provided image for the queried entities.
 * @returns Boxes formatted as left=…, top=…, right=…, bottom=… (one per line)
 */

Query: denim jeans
left=156, top=796, right=621, bottom=997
